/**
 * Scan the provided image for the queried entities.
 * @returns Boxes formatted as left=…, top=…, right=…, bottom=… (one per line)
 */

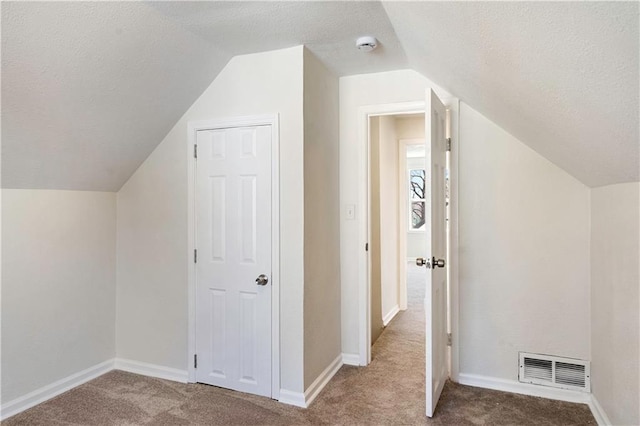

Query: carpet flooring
left=4, top=263, right=596, bottom=425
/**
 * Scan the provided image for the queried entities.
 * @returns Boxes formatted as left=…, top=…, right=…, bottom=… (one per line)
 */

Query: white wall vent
left=519, top=352, right=590, bottom=392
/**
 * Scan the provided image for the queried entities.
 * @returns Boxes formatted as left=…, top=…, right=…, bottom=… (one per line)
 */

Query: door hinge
left=446, top=138, right=452, bottom=152
left=447, top=333, right=452, bottom=346
left=194, top=144, right=198, bottom=159
left=194, top=354, right=198, bottom=369
left=365, top=243, right=369, bottom=252
left=194, top=249, right=197, bottom=263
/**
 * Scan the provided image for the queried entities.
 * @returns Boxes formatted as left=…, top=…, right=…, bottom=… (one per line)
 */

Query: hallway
left=5, top=263, right=596, bottom=425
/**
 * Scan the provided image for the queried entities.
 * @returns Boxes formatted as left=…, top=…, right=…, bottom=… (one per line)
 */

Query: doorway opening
left=357, top=93, right=458, bottom=417
left=369, top=113, right=427, bottom=346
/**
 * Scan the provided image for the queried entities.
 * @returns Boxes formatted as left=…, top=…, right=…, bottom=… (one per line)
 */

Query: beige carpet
left=4, top=264, right=596, bottom=425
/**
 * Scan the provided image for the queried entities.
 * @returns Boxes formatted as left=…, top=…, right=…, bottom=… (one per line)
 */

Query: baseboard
left=278, top=389, right=306, bottom=408
left=0, top=358, right=114, bottom=421
left=341, top=353, right=360, bottom=366
left=457, top=373, right=591, bottom=405
left=304, top=354, right=343, bottom=407
left=0, top=354, right=350, bottom=419
left=587, top=394, right=611, bottom=426
left=114, top=358, right=188, bottom=383
left=279, top=354, right=343, bottom=409
left=382, top=305, right=400, bottom=326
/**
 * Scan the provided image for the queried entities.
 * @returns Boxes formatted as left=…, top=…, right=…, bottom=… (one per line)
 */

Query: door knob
left=432, top=257, right=446, bottom=268
left=256, top=274, right=269, bottom=286
left=416, top=257, right=431, bottom=268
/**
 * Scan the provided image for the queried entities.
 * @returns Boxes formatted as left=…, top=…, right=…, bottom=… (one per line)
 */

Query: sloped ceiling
left=2, top=1, right=638, bottom=190
left=1, top=1, right=406, bottom=191
left=1, top=2, right=230, bottom=191
left=383, top=1, right=639, bottom=187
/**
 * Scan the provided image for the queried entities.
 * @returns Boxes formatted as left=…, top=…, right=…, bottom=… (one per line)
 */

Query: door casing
left=187, top=114, right=280, bottom=400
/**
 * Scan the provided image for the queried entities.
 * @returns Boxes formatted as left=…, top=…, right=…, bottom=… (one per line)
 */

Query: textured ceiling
left=1, top=1, right=406, bottom=191
left=384, top=1, right=639, bottom=187
left=2, top=1, right=638, bottom=190
left=1, top=2, right=230, bottom=191
left=147, top=1, right=407, bottom=77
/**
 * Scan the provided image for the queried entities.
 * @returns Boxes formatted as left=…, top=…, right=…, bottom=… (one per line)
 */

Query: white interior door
left=195, top=125, right=272, bottom=397
left=424, top=89, right=448, bottom=417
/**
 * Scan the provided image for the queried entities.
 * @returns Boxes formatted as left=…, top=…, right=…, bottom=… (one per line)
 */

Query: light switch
left=345, top=204, right=356, bottom=220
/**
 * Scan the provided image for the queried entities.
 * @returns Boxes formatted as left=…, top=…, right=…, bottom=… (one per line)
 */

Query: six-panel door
left=424, top=90, right=449, bottom=417
left=195, top=125, right=272, bottom=397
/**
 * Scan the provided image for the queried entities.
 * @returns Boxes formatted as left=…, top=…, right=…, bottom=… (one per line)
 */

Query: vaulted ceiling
left=2, top=1, right=638, bottom=190
left=384, top=1, right=639, bottom=187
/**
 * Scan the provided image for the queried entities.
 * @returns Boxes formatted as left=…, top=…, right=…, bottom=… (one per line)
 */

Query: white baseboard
left=114, top=358, right=188, bottom=383
left=588, top=394, right=611, bottom=426
left=341, top=353, right=360, bottom=366
left=458, top=373, right=612, bottom=425
left=278, top=389, right=306, bottom=408
left=457, top=373, right=591, bottom=404
left=304, top=354, right=343, bottom=407
left=0, top=359, right=114, bottom=421
left=382, top=305, right=400, bottom=326
left=2, top=354, right=349, bottom=419
left=279, top=354, right=343, bottom=409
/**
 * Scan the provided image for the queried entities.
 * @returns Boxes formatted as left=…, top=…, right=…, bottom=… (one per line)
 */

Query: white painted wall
left=339, top=69, right=451, bottom=357
left=396, top=116, right=425, bottom=141
left=406, top=236, right=424, bottom=259
left=377, top=116, right=400, bottom=324
left=302, top=49, right=342, bottom=389
left=1, top=189, right=116, bottom=403
left=590, top=182, right=639, bottom=426
left=369, top=116, right=384, bottom=344
left=116, top=46, right=306, bottom=393
left=0, top=121, right=3, bottom=410
left=458, top=103, right=591, bottom=380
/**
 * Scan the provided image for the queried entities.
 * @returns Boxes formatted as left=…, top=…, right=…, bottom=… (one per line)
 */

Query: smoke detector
left=356, top=36, right=378, bottom=52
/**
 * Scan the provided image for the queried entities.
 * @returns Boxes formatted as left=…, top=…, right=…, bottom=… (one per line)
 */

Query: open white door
left=423, top=89, right=448, bottom=417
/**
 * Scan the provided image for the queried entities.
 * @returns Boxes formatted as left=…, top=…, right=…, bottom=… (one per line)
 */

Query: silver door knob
left=416, top=257, right=431, bottom=268
left=256, top=274, right=269, bottom=286
left=432, top=257, right=446, bottom=268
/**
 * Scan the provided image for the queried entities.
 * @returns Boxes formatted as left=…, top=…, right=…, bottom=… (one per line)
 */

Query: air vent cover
left=519, top=352, right=590, bottom=392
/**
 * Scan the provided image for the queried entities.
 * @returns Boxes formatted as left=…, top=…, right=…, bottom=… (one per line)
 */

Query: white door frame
left=357, top=100, right=459, bottom=382
left=187, top=114, right=281, bottom=399
left=445, top=104, right=460, bottom=382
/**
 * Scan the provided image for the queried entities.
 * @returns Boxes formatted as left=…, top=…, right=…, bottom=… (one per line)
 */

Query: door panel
left=209, top=288, right=227, bottom=378
left=195, top=125, right=272, bottom=397
left=210, top=176, right=226, bottom=261
left=425, top=90, right=449, bottom=417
